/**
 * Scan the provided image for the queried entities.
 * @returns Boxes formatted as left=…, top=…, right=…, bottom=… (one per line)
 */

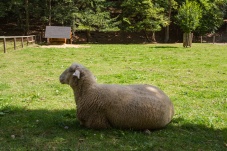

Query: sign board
left=45, top=26, right=71, bottom=38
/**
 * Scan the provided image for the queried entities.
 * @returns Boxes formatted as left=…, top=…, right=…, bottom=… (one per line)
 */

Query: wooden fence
left=0, top=35, right=36, bottom=53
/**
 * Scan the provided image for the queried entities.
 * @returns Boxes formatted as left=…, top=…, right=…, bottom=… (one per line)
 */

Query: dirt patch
left=40, top=44, right=90, bottom=48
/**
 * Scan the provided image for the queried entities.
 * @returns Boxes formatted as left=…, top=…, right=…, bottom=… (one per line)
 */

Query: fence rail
left=0, top=35, right=36, bottom=53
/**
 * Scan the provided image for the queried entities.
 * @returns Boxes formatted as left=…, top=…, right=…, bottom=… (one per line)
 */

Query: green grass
left=0, top=43, right=227, bottom=151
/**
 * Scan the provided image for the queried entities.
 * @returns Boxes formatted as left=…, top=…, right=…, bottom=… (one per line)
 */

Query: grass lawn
left=0, top=43, right=227, bottom=151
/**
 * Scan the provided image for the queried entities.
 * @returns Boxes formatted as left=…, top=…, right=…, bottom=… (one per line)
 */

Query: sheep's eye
left=69, top=68, right=74, bottom=72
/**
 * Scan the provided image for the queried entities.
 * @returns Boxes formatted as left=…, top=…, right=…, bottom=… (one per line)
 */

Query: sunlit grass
left=0, top=43, right=226, bottom=150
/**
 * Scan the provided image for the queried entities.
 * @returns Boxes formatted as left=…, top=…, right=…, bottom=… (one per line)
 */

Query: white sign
left=45, top=26, right=71, bottom=38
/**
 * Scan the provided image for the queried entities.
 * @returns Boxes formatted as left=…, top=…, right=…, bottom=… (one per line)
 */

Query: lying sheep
left=59, top=63, right=174, bottom=130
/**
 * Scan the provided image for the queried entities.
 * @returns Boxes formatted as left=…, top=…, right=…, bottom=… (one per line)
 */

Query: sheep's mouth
left=59, top=76, right=66, bottom=84
left=60, top=80, right=65, bottom=84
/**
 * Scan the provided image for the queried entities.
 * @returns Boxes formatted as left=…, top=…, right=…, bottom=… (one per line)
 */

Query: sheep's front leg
left=85, top=113, right=111, bottom=129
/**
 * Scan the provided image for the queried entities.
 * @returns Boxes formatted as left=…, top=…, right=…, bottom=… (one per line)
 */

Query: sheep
left=59, top=63, right=174, bottom=130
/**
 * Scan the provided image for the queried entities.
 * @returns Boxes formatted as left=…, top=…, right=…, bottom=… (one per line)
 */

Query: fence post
left=3, top=38, right=6, bottom=53
left=14, top=37, right=16, bottom=50
left=33, top=35, right=36, bottom=43
left=39, top=34, right=41, bottom=43
left=21, top=37, right=24, bottom=48
left=27, top=37, right=29, bottom=46
left=213, top=35, right=215, bottom=44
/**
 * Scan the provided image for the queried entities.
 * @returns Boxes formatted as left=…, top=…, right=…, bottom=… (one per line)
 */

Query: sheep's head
left=59, top=63, right=84, bottom=85
left=59, top=63, right=96, bottom=86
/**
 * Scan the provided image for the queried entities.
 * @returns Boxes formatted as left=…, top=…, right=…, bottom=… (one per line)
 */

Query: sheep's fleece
left=59, top=63, right=174, bottom=130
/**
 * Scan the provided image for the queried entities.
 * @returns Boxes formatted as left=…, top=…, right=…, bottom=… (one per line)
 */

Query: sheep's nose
left=59, top=75, right=65, bottom=84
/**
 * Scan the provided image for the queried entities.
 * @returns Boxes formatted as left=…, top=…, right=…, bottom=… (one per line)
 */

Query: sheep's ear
left=73, top=70, right=80, bottom=79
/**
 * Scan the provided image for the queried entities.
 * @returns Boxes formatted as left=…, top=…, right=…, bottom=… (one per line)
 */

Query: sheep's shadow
left=1, top=106, right=226, bottom=150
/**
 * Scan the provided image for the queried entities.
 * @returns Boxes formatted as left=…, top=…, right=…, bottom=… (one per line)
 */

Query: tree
left=164, top=0, right=173, bottom=43
left=0, top=2, right=7, bottom=18
left=75, top=0, right=115, bottom=42
left=25, top=0, right=29, bottom=35
left=121, top=0, right=169, bottom=42
left=51, top=0, right=70, bottom=25
left=7, top=0, right=24, bottom=29
left=175, top=0, right=202, bottom=47
left=1, top=0, right=32, bottom=35
left=195, top=0, right=227, bottom=36
left=154, top=0, right=178, bottom=43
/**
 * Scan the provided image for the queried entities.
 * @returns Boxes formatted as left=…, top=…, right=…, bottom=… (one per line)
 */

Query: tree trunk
left=48, top=0, right=51, bottom=26
left=71, top=18, right=75, bottom=44
left=47, top=0, right=51, bottom=44
left=86, top=29, right=91, bottom=42
left=183, top=32, right=193, bottom=47
left=164, top=0, right=172, bottom=43
left=164, top=25, right=170, bottom=43
left=71, top=15, right=75, bottom=36
left=25, top=0, right=29, bottom=35
left=71, top=1, right=75, bottom=36
left=151, top=32, right=157, bottom=43
left=144, top=30, right=151, bottom=42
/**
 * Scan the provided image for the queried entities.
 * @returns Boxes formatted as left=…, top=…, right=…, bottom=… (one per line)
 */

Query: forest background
left=0, top=0, right=227, bottom=43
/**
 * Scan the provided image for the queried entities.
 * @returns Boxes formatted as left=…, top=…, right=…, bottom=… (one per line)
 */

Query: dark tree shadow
left=0, top=106, right=226, bottom=151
